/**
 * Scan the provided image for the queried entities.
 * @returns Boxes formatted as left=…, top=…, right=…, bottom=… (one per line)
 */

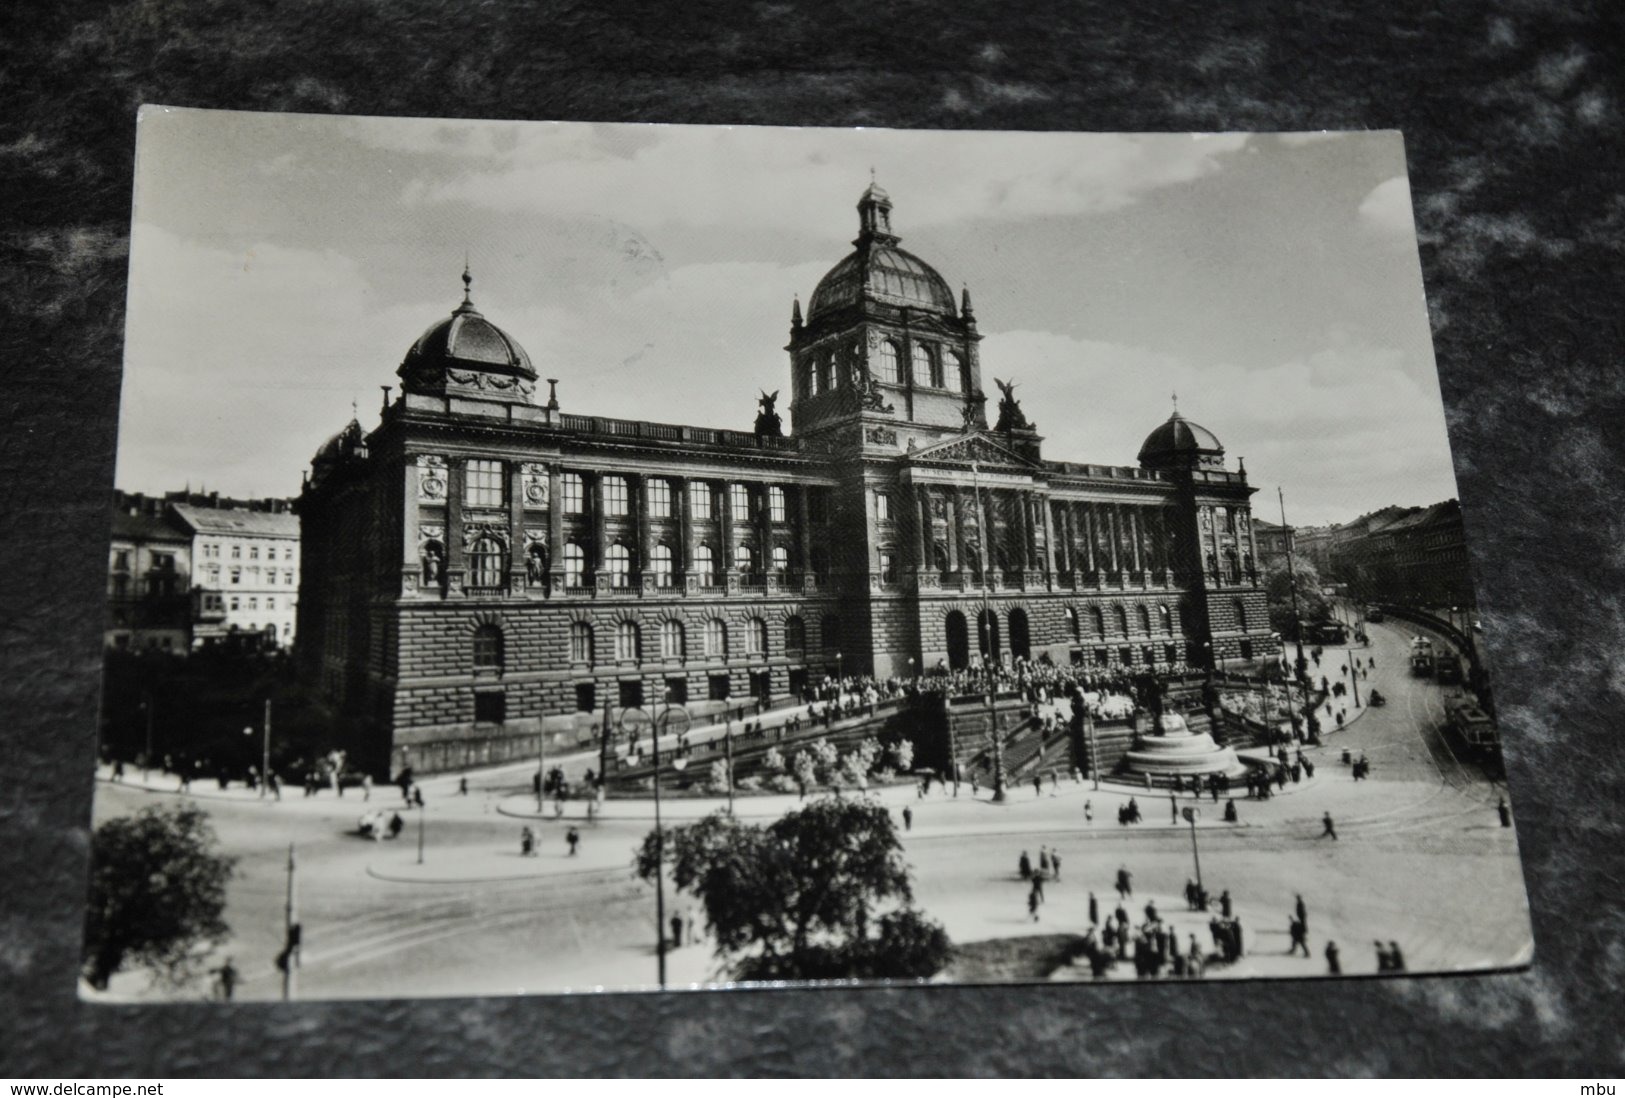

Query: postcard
left=88, top=109, right=1529, bottom=1000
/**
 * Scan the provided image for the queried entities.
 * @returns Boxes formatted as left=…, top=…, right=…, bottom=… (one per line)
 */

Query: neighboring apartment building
left=105, top=490, right=301, bottom=652
left=106, top=497, right=193, bottom=651
left=172, top=502, right=302, bottom=647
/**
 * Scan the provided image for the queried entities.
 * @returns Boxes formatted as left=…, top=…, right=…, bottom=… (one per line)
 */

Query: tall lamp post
left=243, top=699, right=271, bottom=799
left=971, top=461, right=1006, bottom=803
left=1346, top=646, right=1361, bottom=707
left=647, top=688, right=689, bottom=990
left=1278, top=488, right=1307, bottom=685
left=1182, top=806, right=1204, bottom=897
left=140, top=691, right=154, bottom=780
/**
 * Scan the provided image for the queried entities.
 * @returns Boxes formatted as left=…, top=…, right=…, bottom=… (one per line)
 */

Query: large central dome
left=807, top=183, right=957, bottom=321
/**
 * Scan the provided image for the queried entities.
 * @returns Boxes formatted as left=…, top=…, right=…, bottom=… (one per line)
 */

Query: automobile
left=1365, top=605, right=1384, bottom=623
left=1367, top=689, right=1386, bottom=707
left=1436, top=653, right=1463, bottom=684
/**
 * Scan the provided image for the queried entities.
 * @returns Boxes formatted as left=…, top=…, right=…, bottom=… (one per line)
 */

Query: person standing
left=1039, top=846, right=1051, bottom=877
left=1088, top=891, right=1099, bottom=926
left=566, top=825, right=580, bottom=856
left=670, top=913, right=684, bottom=949
left=1320, top=812, right=1338, bottom=840
left=1116, top=866, right=1133, bottom=899
left=1084, top=800, right=1093, bottom=823
left=459, top=776, right=469, bottom=796
left=1019, top=851, right=1032, bottom=880
left=1050, top=850, right=1062, bottom=881
left=212, top=957, right=239, bottom=1001
left=1497, top=798, right=1512, bottom=828
left=1325, top=940, right=1341, bottom=974
left=902, top=805, right=913, bottom=832
left=1170, top=790, right=1179, bottom=823
left=1387, top=941, right=1406, bottom=971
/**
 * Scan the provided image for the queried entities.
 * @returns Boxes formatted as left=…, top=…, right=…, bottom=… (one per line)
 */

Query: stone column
left=945, top=491, right=961, bottom=573
left=1040, top=494, right=1057, bottom=577
left=757, top=482, right=773, bottom=580
left=508, top=463, right=526, bottom=591
left=720, top=480, right=734, bottom=576
left=400, top=460, right=419, bottom=591
left=915, top=483, right=933, bottom=571
left=1105, top=504, right=1120, bottom=572
left=631, top=473, right=650, bottom=581
left=446, top=459, right=466, bottom=579
left=1082, top=503, right=1097, bottom=573
left=676, top=477, right=694, bottom=581
left=794, top=484, right=811, bottom=574
left=1129, top=507, right=1145, bottom=572
left=548, top=465, right=565, bottom=590
left=591, top=472, right=607, bottom=577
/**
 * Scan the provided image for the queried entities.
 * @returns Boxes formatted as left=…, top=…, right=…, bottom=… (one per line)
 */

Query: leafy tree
left=762, top=746, right=786, bottom=773
left=83, top=804, right=235, bottom=991
left=634, top=797, right=951, bottom=981
left=1265, top=558, right=1331, bottom=640
left=888, top=738, right=915, bottom=772
left=707, top=758, right=731, bottom=794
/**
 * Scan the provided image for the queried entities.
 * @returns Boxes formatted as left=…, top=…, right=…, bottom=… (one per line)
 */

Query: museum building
left=298, top=184, right=1279, bottom=773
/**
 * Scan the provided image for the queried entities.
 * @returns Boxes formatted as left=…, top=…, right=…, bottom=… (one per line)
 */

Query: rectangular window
left=768, top=486, right=787, bottom=523
left=249, top=547, right=259, bottom=560
left=230, top=597, right=240, bottom=611
left=112, top=550, right=131, bottom=571
left=267, top=548, right=277, bottom=561
left=284, top=571, right=294, bottom=584
left=879, top=551, right=896, bottom=583
left=665, top=677, right=688, bottom=705
left=618, top=680, right=645, bottom=709
left=474, top=692, right=507, bottom=724
left=231, top=546, right=241, bottom=559
left=563, top=473, right=585, bottom=514
left=466, top=459, right=505, bottom=507
left=648, top=478, right=671, bottom=518
left=875, top=491, right=891, bottom=522
left=691, top=483, right=713, bottom=521
left=265, top=597, right=275, bottom=610
left=231, top=569, right=241, bottom=585
left=603, top=476, right=629, bottom=517
left=575, top=683, right=597, bottom=713
left=248, top=597, right=258, bottom=611
left=267, top=571, right=276, bottom=584
left=708, top=674, right=731, bottom=701
left=730, top=484, right=750, bottom=523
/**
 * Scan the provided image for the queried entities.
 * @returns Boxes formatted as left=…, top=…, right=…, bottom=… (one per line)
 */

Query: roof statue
left=993, top=377, right=1032, bottom=432
left=754, top=389, right=783, bottom=438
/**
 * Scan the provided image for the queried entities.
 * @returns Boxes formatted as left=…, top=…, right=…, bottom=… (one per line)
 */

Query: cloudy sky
left=120, top=109, right=1456, bottom=526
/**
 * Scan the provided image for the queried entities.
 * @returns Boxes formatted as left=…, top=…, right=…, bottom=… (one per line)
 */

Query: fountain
left=1118, top=710, right=1251, bottom=782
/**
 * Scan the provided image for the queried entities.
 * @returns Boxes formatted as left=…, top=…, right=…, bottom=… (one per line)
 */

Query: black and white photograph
left=86, top=109, right=1532, bottom=1002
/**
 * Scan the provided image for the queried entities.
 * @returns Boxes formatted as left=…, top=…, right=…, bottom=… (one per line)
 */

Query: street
left=89, top=618, right=1530, bottom=1000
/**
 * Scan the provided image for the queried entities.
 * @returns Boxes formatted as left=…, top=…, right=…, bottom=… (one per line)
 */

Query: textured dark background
left=3, top=0, right=1623, bottom=1077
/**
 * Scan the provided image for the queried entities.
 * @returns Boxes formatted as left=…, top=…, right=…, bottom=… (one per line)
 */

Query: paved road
left=90, top=618, right=1528, bottom=1000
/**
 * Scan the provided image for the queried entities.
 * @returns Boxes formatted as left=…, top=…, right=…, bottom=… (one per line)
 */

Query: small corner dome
left=1138, top=410, right=1224, bottom=467
left=314, top=417, right=364, bottom=465
left=399, top=271, right=535, bottom=383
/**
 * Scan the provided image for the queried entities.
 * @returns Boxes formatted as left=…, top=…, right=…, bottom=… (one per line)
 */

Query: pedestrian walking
left=1031, top=873, right=1046, bottom=904
left=1288, top=916, right=1310, bottom=957
left=1116, top=866, right=1133, bottom=899
left=1497, top=797, right=1512, bottom=828
left=1320, top=811, right=1338, bottom=840
left=1170, top=791, right=1179, bottom=823
left=459, top=776, right=468, bottom=796
left=1295, top=893, right=1307, bottom=932
left=1028, top=889, right=1041, bottom=923
left=1188, top=935, right=1204, bottom=979
left=670, top=913, right=684, bottom=948
left=360, top=773, right=370, bottom=801
left=1088, top=891, right=1099, bottom=926
left=212, top=957, right=239, bottom=1001
left=686, top=905, right=700, bottom=945
left=412, top=785, right=425, bottom=809
left=1145, top=899, right=1159, bottom=925
left=1325, top=940, right=1341, bottom=974
left=1387, top=941, right=1406, bottom=971
left=1051, top=850, right=1062, bottom=881
left=1019, top=851, right=1032, bottom=880
left=1084, top=799, right=1093, bottom=823
left=112, top=759, right=124, bottom=783
left=1224, top=798, right=1238, bottom=823
left=902, top=806, right=913, bottom=832
left=566, top=825, right=580, bottom=856
left=520, top=826, right=535, bottom=857
left=1033, top=775, right=1043, bottom=798
left=1039, top=846, right=1051, bottom=877
left=1220, top=889, right=1232, bottom=918
left=268, top=772, right=282, bottom=801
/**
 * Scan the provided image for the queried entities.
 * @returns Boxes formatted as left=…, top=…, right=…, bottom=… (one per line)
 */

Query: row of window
left=1058, top=598, right=1252, bottom=640
left=464, top=462, right=800, bottom=524
left=451, top=538, right=801, bottom=589
left=804, top=340, right=966, bottom=397
left=472, top=615, right=829, bottom=671
left=227, top=595, right=296, bottom=612
left=199, top=542, right=297, bottom=562
left=202, top=565, right=296, bottom=586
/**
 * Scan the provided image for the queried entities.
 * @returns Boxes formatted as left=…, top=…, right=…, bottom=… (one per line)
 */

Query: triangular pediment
left=907, top=432, right=1038, bottom=469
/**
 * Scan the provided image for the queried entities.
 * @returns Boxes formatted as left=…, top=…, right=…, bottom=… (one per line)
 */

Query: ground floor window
left=708, top=673, right=731, bottom=701
left=575, top=683, right=596, bottom=713
left=1070, top=648, right=1084, bottom=667
left=750, top=670, right=772, bottom=704
left=1094, top=647, right=1108, bottom=666
left=1239, top=639, right=1254, bottom=661
left=618, top=679, right=645, bottom=709
left=474, top=691, right=506, bottom=724
left=1164, top=643, right=1179, bottom=664
left=665, top=677, right=688, bottom=705
left=1118, top=645, right=1134, bottom=666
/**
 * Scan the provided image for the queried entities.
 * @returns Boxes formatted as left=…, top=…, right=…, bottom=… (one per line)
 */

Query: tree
left=888, top=738, right=914, bottom=772
left=1265, top=558, right=1331, bottom=639
left=634, top=797, right=951, bottom=981
left=83, top=804, right=235, bottom=991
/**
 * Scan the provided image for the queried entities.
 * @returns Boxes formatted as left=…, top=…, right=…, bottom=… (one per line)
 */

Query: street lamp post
left=242, top=701, right=272, bottom=799
left=1278, top=488, right=1307, bottom=685
left=1346, top=646, right=1361, bottom=707
left=1182, top=806, right=1203, bottom=896
left=971, top=461, right=1006, bottom=803
left=140, top=692, right=154, bottom=780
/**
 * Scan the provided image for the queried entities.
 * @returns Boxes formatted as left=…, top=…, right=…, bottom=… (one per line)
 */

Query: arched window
left=472, top=624, right=503, bottom=671
left=1234, top=598, right=1248, bottom=631
left=1158, top=604, right=1172, bottom=634
left=784, top=615, right=806, bottom=653
left=468, top=535, right=507, bottom=588
left=660, top=619, right=685, bottom=661
left=824, top=351, right=837, bottom=390
left=805, top=357, right=820, bottom=397
left=746, top=617, right=767, bottom=655
left=705, top=618, right=728, bottom=659
left=569, top=622, right=593, bottom=664
left=615, top=620, right=641, bottom=663
left=911, top=343, right=934, bottom=388
left=734, top=544, right=754, bottom=574
left=651, top=544, right=674, bottom=587
left=1092, top=606, right=1106, bottom=638
left=1114, top=606, right=1129, bottom=637
left=565, top=541, right=586, bottom=588
left=878, top=340, right=901, bottom=384
left=1137, top=606, right=1151, bottom=635
left=771, top=546, right=789, bottom=574
left=607, top=543, right=632, bottom=588
left=947, top=349, right=966, bottom=390
left=1225, top=549, right=1240, bottom=583
left=694, top=543, right=716, bottom=587
left=1065, top=606, right=1080, bottom=642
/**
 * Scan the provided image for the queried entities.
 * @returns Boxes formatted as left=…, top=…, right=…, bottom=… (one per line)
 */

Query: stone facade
left=297, top=188, right=1281, bottom=775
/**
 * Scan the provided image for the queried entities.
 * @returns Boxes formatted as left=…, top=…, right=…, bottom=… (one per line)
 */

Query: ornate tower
left=787, top=183, right=985, bottom=440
